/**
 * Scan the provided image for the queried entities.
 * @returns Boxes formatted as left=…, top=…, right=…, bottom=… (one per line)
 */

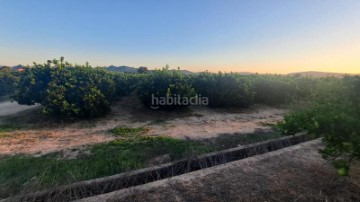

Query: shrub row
left=13, top=58, right=328, bottom=116
left=251, top=74, right=317, bottom=105
left=191, top=72, right=254, bottom=107
left=137, top=68, right=195, bottom=110
left=136, top=71, right=319, bottom=109
left=13, top=59, right=324, bottom=116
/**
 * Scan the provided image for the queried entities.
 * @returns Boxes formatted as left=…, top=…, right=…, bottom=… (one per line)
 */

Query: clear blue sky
left=1, top=0, right=360, bottom=73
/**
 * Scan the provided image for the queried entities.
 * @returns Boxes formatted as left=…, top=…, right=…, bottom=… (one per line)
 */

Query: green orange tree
left=15, top=58, right=115, bottom=118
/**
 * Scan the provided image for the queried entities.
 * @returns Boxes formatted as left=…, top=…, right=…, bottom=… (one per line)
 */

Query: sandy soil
left=145, top=106, right=285, bottom=139
left=0, top=130, right=113, bottom=156
left=79, top=139, right=360, bottom=202
left=0, top=95, right=287, bottom=156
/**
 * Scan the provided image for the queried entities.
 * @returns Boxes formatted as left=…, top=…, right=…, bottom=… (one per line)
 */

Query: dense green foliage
left=15, top=62, right=53, bottom=105
left=0, top=124, right=22, bottom=134
left=13, top=58, right=320, bottom=115
left=137, top=67, right=196, bottom=109
left=0, top=66, right=18, bottom=97
left=191, top=72, right=254, bottom=107
left=190, top=73, right=317, bottom=107
left=11, top=58, right=326, bottom=119
left=252, top=75, right=316, bottom=105
left=113, top=73, right=143, bottom=97
left=44, top=66, right=115, bottom=118
left=15, top=58, right=116, bottom=118
left=278, top=76, right=360, bottom=175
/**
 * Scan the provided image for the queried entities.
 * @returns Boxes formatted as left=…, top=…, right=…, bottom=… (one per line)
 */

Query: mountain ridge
left=1, top=64, right=357, bottom=77
left=287, top=71, right=355, bottom=78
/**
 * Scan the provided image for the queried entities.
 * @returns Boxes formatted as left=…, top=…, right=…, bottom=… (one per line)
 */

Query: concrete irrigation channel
left=6, top=133, right=309, bottom=202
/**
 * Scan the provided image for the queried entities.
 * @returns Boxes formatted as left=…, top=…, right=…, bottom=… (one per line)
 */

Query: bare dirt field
left=79, top=139, right=360, bottom=202
left=0, top=95, right=287, bottom=156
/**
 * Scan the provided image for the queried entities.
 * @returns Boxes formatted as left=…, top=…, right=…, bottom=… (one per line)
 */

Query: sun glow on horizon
left=1, top=1, right=360, bottom=74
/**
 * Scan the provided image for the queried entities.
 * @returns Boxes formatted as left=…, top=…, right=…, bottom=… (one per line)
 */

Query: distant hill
left=106, top=65, right=138, bottom=73
left=106, top=65, right=194, bottom=75
left=7, top=64, right=353, bottom=78
left=1, top=64, right=194, bottom=74
left=12, top=65, right=26, bottom=71
left=288, top=71, right=353, bottom=78
left=0, top=65, right=26, bottom=71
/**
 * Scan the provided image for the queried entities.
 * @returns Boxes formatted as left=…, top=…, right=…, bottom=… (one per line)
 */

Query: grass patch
left=0, top=124, right=21, bottom=133
left=0, top=136, right=209, bottom=199
left=109, top=127, right=147, bottom=137
left=0, top=130, right=286, bottom=199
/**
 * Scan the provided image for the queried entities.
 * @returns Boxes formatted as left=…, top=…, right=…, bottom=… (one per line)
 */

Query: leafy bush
left=252, top=75, right=316, bottom=105
left=113, top=73, right=143, bottom=97
left=278, top=76, right=360, bottom=176
left=15, top=62, right=52, bottom=105
left=0, top=66, right=19, bottom=97
left=192, top=72, right=254, bottom=107
left=136, top=71, right=316, bottom=109
left=137, top=67, right=196, bottom=110
left=15, top=58, right=116, bottom=118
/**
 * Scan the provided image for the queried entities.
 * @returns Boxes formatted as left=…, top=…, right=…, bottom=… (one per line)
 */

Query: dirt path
left=0, top=130, right=113, bottom=156
left=0, top=96, right=287, bottom=156
left=145, top=106, right=285, bottom=139
left=79, top=139, right=360, bottom=202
